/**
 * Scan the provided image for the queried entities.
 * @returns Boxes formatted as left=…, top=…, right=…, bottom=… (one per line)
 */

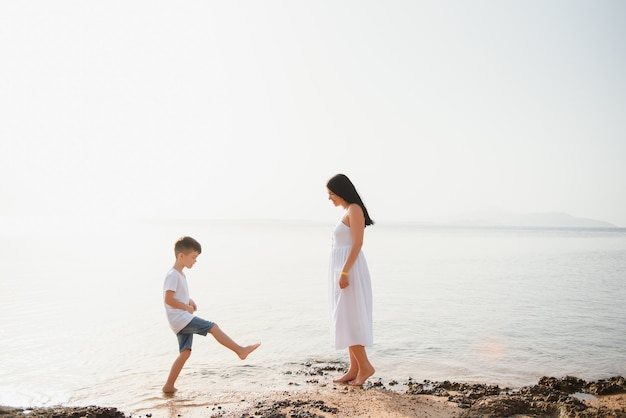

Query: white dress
left=328, top=220, right=374, bottom=349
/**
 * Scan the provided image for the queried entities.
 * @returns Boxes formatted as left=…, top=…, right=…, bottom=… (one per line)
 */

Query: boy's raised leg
left=163, top=349, right=191, bottom=393
left=209, top=324, right=260, bottom=359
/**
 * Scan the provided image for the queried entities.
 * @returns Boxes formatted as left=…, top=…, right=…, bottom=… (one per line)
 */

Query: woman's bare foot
left=237, top=343, right=261, bottom=360
left=162, top=385, right=177, bottom=394
left=333, top=371, right=358, bottom=384
left=333, top=367, right=358, bottom=383
left=349, top=366, right=375, bottom=387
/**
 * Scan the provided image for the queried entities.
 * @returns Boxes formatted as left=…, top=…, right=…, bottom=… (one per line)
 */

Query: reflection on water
left=1, top=220, right=625, bottom=414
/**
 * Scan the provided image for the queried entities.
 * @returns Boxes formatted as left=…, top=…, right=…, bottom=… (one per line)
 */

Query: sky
left=1, top=1, right=625, bottom=227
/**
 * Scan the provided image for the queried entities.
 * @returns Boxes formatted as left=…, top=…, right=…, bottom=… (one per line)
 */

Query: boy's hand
left=189, top=299, right=198, bottom=312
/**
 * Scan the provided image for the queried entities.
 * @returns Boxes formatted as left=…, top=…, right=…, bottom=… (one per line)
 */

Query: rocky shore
left=2, top=374, right=624, bottom=418
left=402, top=375, right=626, bottom=417
left=237, top=374, right=626, bottom=418
left=0, top=406, right=126, bottom=418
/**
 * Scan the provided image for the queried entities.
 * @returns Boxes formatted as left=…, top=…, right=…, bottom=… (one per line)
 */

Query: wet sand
left=3, top=375, right=625, bottom=418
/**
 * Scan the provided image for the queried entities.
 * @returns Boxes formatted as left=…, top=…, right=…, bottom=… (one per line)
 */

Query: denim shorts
left=176, top=316, right=215, bottom=352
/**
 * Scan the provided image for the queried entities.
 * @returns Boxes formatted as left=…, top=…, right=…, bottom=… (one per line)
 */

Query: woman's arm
left=339, top=204, right=365, bottom=289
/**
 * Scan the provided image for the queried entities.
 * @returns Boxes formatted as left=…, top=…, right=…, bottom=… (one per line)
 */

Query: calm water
left=1, top=219, right=625, bottom=414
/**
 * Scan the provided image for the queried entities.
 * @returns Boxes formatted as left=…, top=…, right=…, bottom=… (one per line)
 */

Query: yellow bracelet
left=341, top=271, right=349, bottom=275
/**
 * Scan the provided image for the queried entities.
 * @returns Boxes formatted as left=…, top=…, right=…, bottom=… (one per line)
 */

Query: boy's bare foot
left=162, top=385, right=177, bottom=394
left=237, top=343, right=261, bottom=360
left=349, top=366, right=375, bottom=387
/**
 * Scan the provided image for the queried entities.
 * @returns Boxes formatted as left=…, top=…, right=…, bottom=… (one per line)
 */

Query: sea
left=1, top=218, right=625, bottom=414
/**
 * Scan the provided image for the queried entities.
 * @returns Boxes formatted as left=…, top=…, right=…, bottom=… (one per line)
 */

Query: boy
left=162, top=236, right=260, bottom=393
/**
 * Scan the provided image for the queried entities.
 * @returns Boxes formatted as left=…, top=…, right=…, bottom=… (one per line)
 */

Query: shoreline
left=2, top=375, right=624, bottom=418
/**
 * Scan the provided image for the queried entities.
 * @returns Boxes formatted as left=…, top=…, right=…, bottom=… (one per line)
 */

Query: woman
left=326, top=173, right=375, bottom=386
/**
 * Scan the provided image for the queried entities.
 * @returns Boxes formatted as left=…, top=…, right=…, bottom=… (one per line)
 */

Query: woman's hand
left=339, top=273, right=349, bottom=289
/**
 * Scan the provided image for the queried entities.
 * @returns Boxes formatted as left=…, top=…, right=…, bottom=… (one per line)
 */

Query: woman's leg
left=333, top=348, right=359, bottom=383
left=349, top=345, right=375, bottom=386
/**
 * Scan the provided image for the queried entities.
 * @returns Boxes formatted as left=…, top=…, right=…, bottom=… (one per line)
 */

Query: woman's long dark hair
left=327, top=174, right=374, bottom=227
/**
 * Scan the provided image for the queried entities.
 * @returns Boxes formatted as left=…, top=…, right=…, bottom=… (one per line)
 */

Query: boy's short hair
left=174, top=236, right=202, bottom=256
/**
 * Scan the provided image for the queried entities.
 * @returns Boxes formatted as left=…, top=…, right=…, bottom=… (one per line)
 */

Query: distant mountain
left=451, top=210, right=616, bottom=228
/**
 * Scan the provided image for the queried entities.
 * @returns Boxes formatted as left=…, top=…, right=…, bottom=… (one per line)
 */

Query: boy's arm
left=164, top=290, right=195, bottom=313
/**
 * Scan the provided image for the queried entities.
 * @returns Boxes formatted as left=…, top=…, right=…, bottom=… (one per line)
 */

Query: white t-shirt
left=163, top=268, right=194, bottom=333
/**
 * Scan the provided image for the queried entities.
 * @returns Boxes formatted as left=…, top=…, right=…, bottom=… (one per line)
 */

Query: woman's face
left=327, top=189, right=345, bottom=208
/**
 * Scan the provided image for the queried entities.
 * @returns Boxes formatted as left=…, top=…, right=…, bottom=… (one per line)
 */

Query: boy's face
left=180, top=250, right=200, bottom=269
